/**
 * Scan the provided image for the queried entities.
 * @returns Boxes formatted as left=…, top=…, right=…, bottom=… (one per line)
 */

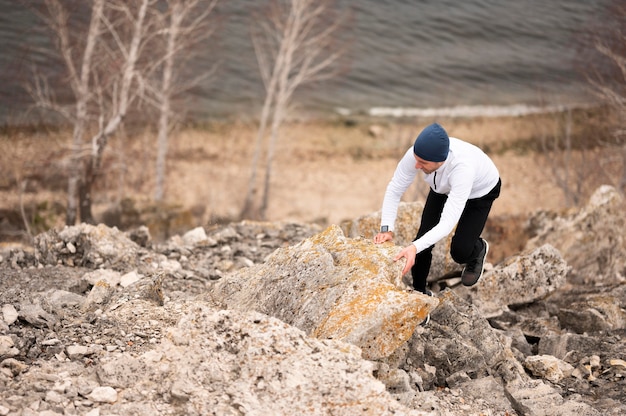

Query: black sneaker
left=420, top=290, right=434, bottom=326
left=461, top=238, right=489, bottom=287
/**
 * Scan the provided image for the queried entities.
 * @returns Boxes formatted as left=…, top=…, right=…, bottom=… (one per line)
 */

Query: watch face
left=381, top=226, right=389, bottom=232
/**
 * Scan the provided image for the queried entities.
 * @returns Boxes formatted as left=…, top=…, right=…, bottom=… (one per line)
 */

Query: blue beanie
left=413, top=123, right=449, bottom=162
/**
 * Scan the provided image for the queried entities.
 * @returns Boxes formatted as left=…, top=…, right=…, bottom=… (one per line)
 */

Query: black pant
left=411, top=179, right=501, bottom=293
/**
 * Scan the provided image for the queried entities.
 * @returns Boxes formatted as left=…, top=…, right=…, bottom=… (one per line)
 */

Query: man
left=374, top=122, right=501, bottom=295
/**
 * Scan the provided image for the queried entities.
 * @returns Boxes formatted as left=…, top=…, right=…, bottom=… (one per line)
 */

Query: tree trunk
left=240, top=58, right=280, bottom=220
left=249, top=0, right=345, bottom=220
left=65, top=0, right=104, bottom=225
left=155, top=1, right=183, bottom=202
left=155, top=103, right=170, bottom=202
left=77, top=0, right=150, bottom=222
left=259, top=3, right=299, bottom=219
left=78, top=171, right=95, bottom=224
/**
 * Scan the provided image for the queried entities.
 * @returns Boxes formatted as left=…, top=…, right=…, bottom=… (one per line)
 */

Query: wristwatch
left=380, top=225, right=389, bottom=233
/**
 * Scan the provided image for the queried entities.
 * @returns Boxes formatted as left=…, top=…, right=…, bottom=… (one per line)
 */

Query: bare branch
left=27, top=0, right=221, bottom=221
left=242, top=0, right=350, bottom=219
left=152, top=0, right=220, bottom=201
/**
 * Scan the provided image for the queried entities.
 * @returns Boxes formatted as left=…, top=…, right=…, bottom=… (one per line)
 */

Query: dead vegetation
left=1, top=107, right=623, bottom=263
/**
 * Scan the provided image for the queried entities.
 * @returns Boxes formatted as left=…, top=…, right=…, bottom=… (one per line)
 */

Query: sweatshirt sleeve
left=380, top=148, right=418, bottom=231
left=412, top=163, right=475, bottom=253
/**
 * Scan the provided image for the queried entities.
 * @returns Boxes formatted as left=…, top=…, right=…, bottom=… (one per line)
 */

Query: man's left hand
left=394, top=244, right=417, bottom=275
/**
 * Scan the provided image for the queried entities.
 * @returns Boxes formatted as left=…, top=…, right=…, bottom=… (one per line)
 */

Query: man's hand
left=373, top=231, right=394, bottom=244
left=394, top=244, right=417, bottom=275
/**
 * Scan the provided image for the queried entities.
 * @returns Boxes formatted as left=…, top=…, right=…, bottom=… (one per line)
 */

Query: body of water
left=0, top=0, right=611, bottom=124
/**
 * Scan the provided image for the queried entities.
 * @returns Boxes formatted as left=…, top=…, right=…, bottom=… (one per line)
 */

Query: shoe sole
left=462, top=238, right=489, bottom=287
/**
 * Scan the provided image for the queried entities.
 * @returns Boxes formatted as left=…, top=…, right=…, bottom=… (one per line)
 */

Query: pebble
left=1, top=304, right=18, bottom=325
left=87, top=386, right=117, bottom=404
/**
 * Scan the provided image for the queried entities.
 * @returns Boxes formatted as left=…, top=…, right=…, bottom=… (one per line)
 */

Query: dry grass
left=0, top=109, right=619, bottom=250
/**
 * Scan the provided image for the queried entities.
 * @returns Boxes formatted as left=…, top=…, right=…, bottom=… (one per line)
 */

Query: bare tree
left=79, top=0, right=156, bottom=223
left=578, top=0, right=626, bottom=194
left=240, top=0, right=350, bottom=220
left=27, top=0, right=106, bottom=225
left=27, top=0, right=158, bottom=224
left=150, top=0, right=219, bottom=202
left=539, top=109, right=588, bottom=207
left=537, top=0, right=626, bottom=206
left=584, top=1, right=626, bottom=120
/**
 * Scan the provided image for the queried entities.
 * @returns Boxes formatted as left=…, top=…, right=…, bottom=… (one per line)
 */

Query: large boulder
left=340, top=201, right=422, bottom=247
left=460, top=244, right=568, bottom=317
left=394, top=290, right=601, bottom=416
left=399, top=290, right=523, bottom=387
left=341, top=201, right=458, bottom=286
left=213, top=225, right=439, bottom=359
left=104, top=304, right=426, bottom=416
left=525, top=185, right=626, bottom=284
left=34, top=223, right=142, bottom=270
left=4, top=300, right=427, bottom=416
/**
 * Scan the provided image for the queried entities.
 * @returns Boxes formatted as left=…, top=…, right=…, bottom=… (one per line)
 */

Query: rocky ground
left=1, top=186, right=625, bottom=415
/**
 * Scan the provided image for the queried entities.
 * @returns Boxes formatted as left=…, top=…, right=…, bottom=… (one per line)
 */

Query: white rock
left=120, top=271, right=142, bottom=287
left=66, top=345, right=91, bottom=360
left=182, top=226, right=208, bottom=246
left=524, top=355, right=575, bottom=383
left=87, top=386, right=118, bottom=403
left=589, top=355, right=601, bottom=368
left=66, top=242, right=76, bottom=253
left=83, top=269, right=122, bottom=287
left=1, top=304, right=18, bottom=325
left=0, top=335, right=15, bottom=356
left=159, top=258, right=182, bottom=274
left=44, top=390, right=66, bottom=404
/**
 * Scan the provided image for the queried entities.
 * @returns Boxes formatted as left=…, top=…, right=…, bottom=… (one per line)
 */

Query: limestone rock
left=525, top=185, right=626, bottom=284
left=181, top=226, right=209, bottom=246
left=403, top=290, right=523, bottom=386
left=87, top=386, right=118, bottom=403
left=523, top=354, right=575, bottom=383
left=539, top=332, right=606, bottom=361
left=82, top=269, right=122, bottom=287
left=557, top=294, right=626, bottom=333
left=34, top=223, right=141, bottom=270
left=44, top=289, right=85, bottom=310
left=96, top=304, right=424, bottom=415
left=340, top=201, right=458, bottom=285
left=505, top=378, right=601, bottom=416
left=1, top=305, right=18, bottom=326
left=2, top=188, right=626, bottom=416
left=18, top=302, right=56, bottom=328
left=82, top=280, right=115, bottom=311
left=214, top=225, right=438, bottom=359
left=0, top=336, right=17, bottom=358
left=448, top=376, right=517, bottom=415
left=340, top=201, right=422, bottom=246
left=461, top=244, right=568, bottom=317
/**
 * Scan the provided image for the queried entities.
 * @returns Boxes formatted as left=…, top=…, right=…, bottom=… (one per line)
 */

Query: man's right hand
left=373, top=231, right=393, bottom=244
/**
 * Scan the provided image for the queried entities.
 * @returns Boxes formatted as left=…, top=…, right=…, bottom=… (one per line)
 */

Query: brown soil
left=150, top=114, right=570, bottom=222
left=0, top=109, right=611, bottom=262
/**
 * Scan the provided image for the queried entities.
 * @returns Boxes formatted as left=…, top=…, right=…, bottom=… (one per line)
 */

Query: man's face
left=413, top=154, right=443, bottom=174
